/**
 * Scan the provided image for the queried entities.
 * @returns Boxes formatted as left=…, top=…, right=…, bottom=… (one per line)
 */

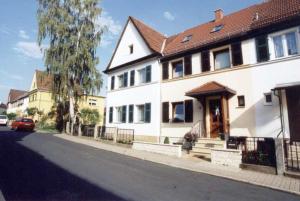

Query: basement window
left=211, top=24, right=224, bottom=33
left=264, top=92, right=273, bottom=106
left=237, top=96, right=245, bottom=107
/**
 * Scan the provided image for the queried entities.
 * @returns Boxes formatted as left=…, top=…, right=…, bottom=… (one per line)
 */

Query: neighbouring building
left=28, top=70, right=105, bottom=123
left=104, top=17, right=165, bottom=142
left=0, top=102, right=7, bottom=115
left=104, top=0, right=300, bottom=145
left=6, top=89, right=29, bottom=116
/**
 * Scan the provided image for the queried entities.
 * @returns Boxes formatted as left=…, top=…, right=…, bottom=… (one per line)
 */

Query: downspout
left=273, top=89, right=284, bottom=138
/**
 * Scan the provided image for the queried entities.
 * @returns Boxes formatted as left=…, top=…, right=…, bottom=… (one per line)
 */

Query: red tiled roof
left=129, top=16, right=166, bottom=53
left=185, top=81, right=236, bottom=97
left=0, top=103, right=7, bottom=109
left=35, top=70, right=53, bottom=91
left=8, top=89, right=28, bottom=103
left=164, top=0, right=300, bottom=56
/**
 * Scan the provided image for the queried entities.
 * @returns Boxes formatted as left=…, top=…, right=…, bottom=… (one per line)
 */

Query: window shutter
left=162, top=102, right=169, bottom=123
left=256, top=35, right=269, bottom=62
left=145, top=103, right=151, bottom=123
left=130, top=70, right=135, bottom=86
left=184, top=56, right=192, bottom=75
left=122, top=105, right=127, bottom=123
left=231, top=42, right=243, bottom=66
left=124, top=72, right=128, bottom=87
left=201, top=50, right=210, bottom=72
left=184, top=100, right=193, bottom=122
left=146, top=66, right=151, bottom=83
left=109, top=107, right=113, bottom=123
left=111, top=76, right=115, bottom=90
left=162, top=62, right=169, bottom=80
left=129, top=105, right=134, bottom=123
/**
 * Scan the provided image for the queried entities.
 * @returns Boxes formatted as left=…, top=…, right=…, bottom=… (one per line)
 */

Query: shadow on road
left=0, top=129, right=128, bottom=201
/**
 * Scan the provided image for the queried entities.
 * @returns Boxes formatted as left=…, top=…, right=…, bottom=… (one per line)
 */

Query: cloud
left=96, top=11, right=122, bottom=47
left=18, top=30, right=30, bottom=39
left=0, top=70, right=24, bottom=81
left=164, top=11, right=175, bottom=21
left=13, top=41, right=46, bottom=59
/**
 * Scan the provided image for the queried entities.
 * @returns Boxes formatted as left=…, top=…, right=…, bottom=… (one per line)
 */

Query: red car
left=11, top=118, right=35, bottom=131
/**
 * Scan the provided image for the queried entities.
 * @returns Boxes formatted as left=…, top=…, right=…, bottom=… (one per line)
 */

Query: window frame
left=172, top=102, right=185, bottom=123
left=264, top=92, right=273, bottom=106
left=269, top=28, right=300, bottom=60
left=172, top=60, right=184, bottom=78
left=213, top=47, right=231, bottom=70
left=237, top=95, right=245, bottom=107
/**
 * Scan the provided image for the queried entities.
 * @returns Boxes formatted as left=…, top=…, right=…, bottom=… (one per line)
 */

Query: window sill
left=236, top=106, right=245, bottom=109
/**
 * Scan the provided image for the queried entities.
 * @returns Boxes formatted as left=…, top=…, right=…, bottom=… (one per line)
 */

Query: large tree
left=37, top=0, right=103, bottom=130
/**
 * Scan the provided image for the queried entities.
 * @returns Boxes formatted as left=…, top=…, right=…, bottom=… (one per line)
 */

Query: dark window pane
left=124, top=72, right=128, bottom=87
left=231, top=42, right=243, bottom=66
left=129, top=105, right=134, bottom=123
left=184, top=56, right=192, bottom=75
left=256, top=35, right=269, bottom=62
left=122, top=105, right=127, bottom=123
left=184, top=100, right=193, bottom=122
left=146, top=66, right=151, bottom=83
left=109, top=107, right=113, bottom=123
left=162, top=102, right=169, bottom=123
left=145, top=103, right=151, bottom=123
left=238, top=96, right=245, bottom=107
left=130, top=70, right=135, bottom=86
left=162, top=62, right=169, bottom=80
left=111, top=76, right=115, bottom=90
left=201, top=50, right=210, bottom=72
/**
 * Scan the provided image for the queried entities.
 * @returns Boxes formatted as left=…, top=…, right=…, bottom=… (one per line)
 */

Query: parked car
left=0, top=115, right=8, bottom=126
left=11, top=118, right=35, bottom=131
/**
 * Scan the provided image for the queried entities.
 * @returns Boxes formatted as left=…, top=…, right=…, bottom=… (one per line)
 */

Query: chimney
left=215, top=9, right=224, bottom=22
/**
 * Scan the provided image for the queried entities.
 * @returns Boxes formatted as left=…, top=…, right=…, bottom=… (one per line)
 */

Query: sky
left=0, top=0, right=262, bottom=103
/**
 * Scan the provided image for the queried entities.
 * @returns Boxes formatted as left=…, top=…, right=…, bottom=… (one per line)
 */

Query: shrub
left=79, top=108, right=100, bottom=125
left=7, top=113, right=17, bottom=120
left=164, top=137, right=170, bottom=144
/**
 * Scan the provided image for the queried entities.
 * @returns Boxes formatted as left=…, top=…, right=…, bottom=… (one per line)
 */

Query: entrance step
left=191, top=138, right=226, bottom=159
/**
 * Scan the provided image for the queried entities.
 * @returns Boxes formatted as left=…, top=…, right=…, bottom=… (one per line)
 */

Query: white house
left=104, top=17, right=165, bottom=143
left=105, top=0, right=300, bottom=148
left=7, top=89, right=29, bottom=116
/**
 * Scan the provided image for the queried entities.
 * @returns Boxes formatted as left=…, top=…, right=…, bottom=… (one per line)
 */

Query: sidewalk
left=55, top=134, right=300, bottom=196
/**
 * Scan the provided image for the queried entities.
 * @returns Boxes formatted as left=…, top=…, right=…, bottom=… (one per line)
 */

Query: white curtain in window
left=139, top=69, right=146, bottom=83
left=286, top=32, right=298, bottom=55
left=215, top=51, right=230, bottom=69
left=273, top=35, right=284, bottom=58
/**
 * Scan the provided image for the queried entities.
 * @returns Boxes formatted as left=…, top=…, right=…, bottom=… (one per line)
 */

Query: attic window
left=129, top=44, right=133, bottom=54
left=182, top=35, right=192, bottom=43
left=211, top=24, right=224, bottom=33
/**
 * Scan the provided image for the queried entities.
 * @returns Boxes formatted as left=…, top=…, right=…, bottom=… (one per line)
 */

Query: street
left=0, top=127, right=299, bottom=201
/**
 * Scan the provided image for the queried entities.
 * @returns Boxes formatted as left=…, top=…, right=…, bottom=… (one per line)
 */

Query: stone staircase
left=190, top=138, right=226, bottom=160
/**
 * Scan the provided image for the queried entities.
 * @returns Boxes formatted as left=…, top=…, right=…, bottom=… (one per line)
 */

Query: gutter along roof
left=104, top=0, right=300, bottom=74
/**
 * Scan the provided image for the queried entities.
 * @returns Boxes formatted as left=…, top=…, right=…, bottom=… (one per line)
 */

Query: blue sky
left=0, top=0, right=262, bottom=103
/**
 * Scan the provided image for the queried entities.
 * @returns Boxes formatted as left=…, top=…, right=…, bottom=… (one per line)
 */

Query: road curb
left=54, top=134, right=300, bottom=196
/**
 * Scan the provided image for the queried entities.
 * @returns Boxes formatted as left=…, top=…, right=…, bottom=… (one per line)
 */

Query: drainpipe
left=273, top=89, right=284, bottom=139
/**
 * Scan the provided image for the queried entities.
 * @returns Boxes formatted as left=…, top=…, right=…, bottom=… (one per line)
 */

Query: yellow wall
left=78, top=95, right=105, bottom=125
left=28, top=91, right=55, bottom=121
left=28, top=91, right=105, bottom=124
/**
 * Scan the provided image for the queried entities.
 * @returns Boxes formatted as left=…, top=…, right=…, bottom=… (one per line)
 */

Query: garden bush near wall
left=79, top=108, right=100, bottom=125
left=7, top=113, right=16, bottom=120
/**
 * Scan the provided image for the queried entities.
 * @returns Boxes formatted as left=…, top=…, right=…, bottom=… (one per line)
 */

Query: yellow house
left=28, top=70, right=105, bottom=124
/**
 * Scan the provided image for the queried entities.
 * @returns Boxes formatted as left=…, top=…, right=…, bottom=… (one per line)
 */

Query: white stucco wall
left=106, top=59, right=161, bottom=141
left=161, top=34, right=300, bottom=140
left=7, top=97, right=29, bottom=115
left=109, top=21, right=152, bottom=69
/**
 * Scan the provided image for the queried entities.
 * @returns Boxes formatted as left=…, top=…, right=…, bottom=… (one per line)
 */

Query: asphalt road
left=0, top=127, right=299, bottom=201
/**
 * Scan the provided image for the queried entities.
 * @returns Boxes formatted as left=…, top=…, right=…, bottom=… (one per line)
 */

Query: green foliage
left=26, top=107, right=38, bottom=116
left=37, top=0, right=104, bottom=125
left=79, top=108, right=100, bottom=125
left=164, top=137, right=170, bottom=144
left=7, top=113, right=16, bottom=120
left=36, top=115, right=56, bottom=132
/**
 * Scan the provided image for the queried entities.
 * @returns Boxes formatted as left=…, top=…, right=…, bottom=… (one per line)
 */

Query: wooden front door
left=209, top=99, right=223, bottom=138
left=286, top=87, right=300, bottom=141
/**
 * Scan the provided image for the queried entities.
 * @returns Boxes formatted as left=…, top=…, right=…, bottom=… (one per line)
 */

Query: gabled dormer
left=104, top=16, right=166, bottom=73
